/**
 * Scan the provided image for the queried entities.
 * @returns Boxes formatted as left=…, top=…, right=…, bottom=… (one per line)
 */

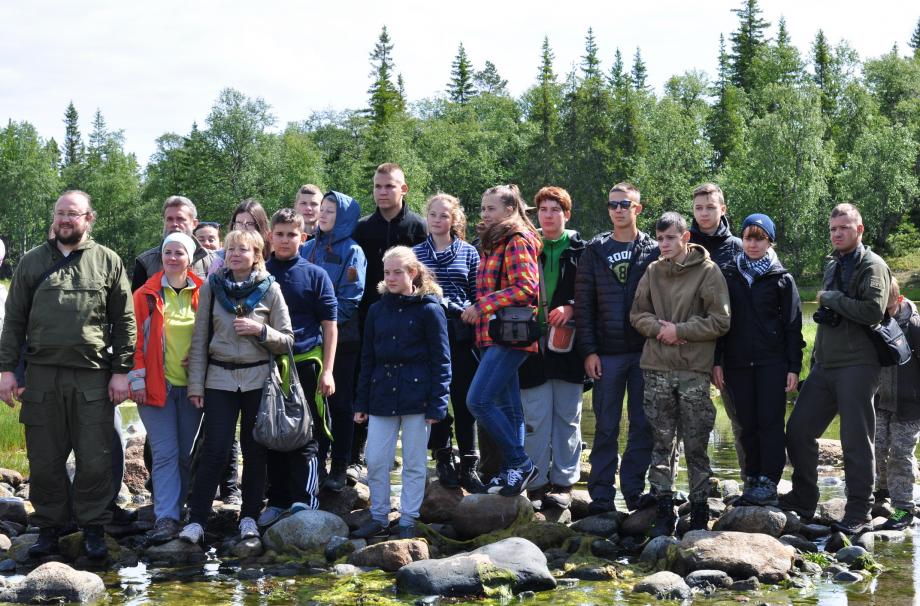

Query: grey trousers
left=875, top=409, right=920, bottom=511
left=521, top=379, right=583, bottom=489
left=786, top=363, right=881, bottom=521
left=366, top=414, right=431, bottom=526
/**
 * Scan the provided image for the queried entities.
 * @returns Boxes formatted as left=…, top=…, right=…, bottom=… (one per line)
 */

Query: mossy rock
left=312, top=569, right=401, bottom=606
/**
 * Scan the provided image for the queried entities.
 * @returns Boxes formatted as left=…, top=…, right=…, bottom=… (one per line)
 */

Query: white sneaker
left=257, top=506, right=286, bottom=527
left=239, top=516, right=259, bottom=539
left=179, top=522, right=204, bottom=544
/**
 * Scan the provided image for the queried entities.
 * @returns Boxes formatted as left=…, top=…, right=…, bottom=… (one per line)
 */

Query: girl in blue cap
left=712, top=213, right=805, bottom=506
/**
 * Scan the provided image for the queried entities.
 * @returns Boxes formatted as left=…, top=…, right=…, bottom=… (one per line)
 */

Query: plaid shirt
left=474, top=231, right=542, bottom=352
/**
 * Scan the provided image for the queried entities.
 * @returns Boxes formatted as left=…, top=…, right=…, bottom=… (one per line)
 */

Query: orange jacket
left=128, top=270, right=202, bottom=406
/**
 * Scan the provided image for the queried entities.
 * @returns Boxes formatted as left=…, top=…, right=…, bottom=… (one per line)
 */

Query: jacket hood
left=317, top=191, right=361, bottom=245
left=690, top=216, right=735, bottom=243
left=378, top=290, right=442, bottom=307
left=139, top=269, right=203, bottom=298
left=896, top=298, right=918, bottom=326
left=376, top=278, right=444, bottom=298
left=663, top=243, right=710, bottom=273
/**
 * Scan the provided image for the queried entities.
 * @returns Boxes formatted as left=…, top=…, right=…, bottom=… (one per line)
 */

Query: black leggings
left=724, top=363, right=788, bottom=483
left=318, top=346, right=358, bottom=467
left=428, top=341, right=479, bottom=456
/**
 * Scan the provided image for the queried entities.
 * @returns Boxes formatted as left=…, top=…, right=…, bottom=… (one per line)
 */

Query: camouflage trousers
left=875, top=409, right=920, bottom=511
left=643, top=369, right=716, bottom=502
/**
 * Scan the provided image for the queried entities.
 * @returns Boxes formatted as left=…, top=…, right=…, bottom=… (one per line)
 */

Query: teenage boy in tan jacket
left=630, top=212, right=730, bottom=537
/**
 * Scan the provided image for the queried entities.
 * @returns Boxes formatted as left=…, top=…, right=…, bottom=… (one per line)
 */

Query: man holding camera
left=781, top=203, right=891, bottom=535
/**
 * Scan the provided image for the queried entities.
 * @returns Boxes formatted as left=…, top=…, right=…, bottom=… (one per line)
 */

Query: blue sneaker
left=498, top=463, right=539, bottom=497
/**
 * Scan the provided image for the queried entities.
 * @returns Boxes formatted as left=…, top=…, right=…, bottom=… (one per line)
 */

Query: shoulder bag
left=487, top=237, right=540, bottom=348
left=253, top=345, right=313, bottom=451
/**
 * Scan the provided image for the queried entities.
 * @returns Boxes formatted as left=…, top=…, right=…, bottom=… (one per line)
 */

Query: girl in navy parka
left=301, top=191, right=367, bottom=491
left=353, top=246, right=451, bottom=539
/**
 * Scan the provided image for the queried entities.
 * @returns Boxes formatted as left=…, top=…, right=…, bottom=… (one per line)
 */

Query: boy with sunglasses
left=574, top=182, right=659, bottom=515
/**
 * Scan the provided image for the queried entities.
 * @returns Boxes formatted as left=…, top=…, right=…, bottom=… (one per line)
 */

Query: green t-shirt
left=163, top=281, right=196, bottom=386
left=538, top=230, right=573, bottom=328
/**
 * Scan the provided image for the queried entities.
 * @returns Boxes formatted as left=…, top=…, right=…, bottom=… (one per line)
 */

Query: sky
left=2, top=0, right=918, bottom=165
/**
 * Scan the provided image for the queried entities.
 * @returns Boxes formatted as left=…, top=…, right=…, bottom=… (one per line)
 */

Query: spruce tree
left=631, top=48, right=649, bottom=91
left=910, top=17, right=920, bottom=53
left=62, top=101, right=82, bottom=169
left=811, top=29, right=837, bottom=119
left=729, top=0, right=770, bottom=92
left=447, top=43, right=476, bottom=104
left=367, top=26, right=403, bottom=126
left=610, top=48, right=625, bottom=89
left=475, top=61, right=508, bottom=95
left=524, top=36, right=561, bottom=185
left=582, top=28, right=601, bottom=79
left=707, top=34, right=747, bottom=170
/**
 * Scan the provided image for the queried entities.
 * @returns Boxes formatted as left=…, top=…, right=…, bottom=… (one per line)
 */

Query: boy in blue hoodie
left=260, top=208, right=338, bottom=526
left=301, top=192, right=367, bottom=491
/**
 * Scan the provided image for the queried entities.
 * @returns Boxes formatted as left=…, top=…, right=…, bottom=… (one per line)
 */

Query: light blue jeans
left=137, top=384, right=203, bottom=522
left=365, top=414, right=430, bottom=526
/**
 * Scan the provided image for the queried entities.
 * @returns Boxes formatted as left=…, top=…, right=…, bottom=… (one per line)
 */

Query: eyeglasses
left=54, top=211, right=90, bottom=220
left=233, top=221, right=258, bottom=229
left=607, top=200, right=634, bottom=210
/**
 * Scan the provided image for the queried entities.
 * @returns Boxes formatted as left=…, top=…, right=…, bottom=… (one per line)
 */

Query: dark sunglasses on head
left=607, top=200, right=633, bottom=210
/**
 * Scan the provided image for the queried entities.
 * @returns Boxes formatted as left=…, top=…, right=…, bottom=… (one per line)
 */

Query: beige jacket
left=188, top=272, right=293, bottom=396
left=630, top=244, right=730, bottom=374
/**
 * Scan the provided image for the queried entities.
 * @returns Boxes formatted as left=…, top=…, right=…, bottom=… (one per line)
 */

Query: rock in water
left=684, top=569, right=731, bottom=588
left=143, top=538, right=205, bottom=566
left=451, top=494, right=533, bottom=539
left=419, top=480, right=465, bottom=523
left=633, top=571, right=691, bottom=600
left=231, top=537, right=263, bottom=559
left=713, top=505, right=787, bottom=537
left=348, top=539, right=429, bottom=572
left=569, top=512, right=625, bottom=537
left=263, top=510, right=349, bottom=553
left=638, top=535, right=679, bottom=567
left=396, top=537, right=555, bottom=597
left=672, top=530, right=795, bottom=583
left=318, top=484, right=370, bottom=518
left=0, top=499, right=27, bottom=526
left=0, top=561, right=105, bottom=603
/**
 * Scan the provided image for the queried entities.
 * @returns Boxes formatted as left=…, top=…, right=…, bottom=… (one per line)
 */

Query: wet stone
left=834, top=570, right=863, bottom=583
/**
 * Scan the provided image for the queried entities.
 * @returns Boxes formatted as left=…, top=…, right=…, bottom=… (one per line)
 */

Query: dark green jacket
left=814, top=244, right=890, bottom=369
left=0, top=238, right=136, bottom=374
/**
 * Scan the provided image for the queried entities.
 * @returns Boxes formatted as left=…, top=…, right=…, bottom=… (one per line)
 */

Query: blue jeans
left=587, top=352, right=652, bottom=504
left=467, top=346, right=530, bottom=469
left=137, top=385, right=203, bottom=522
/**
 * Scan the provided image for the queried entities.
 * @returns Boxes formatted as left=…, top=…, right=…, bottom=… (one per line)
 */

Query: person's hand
left=426, top=418, right=437, bottom=424
left=785, top=372, right=799, bottom=393
left=190, top=396, right=204, bottom=409
left=816, top=291, right=826, bottom=305
left=319, top=369, right=336, bottom=397
left=711, top=365, right=725, bottom=391
left=547, top=305, right=573, bottom=327
left=109, top=374, right=130, bottom=404
left=233, top=317, right=263, bottom=336
left=584, top=353, right=602, bottom=380
left=0, top=372, right=23, bottom=407
left=460, top=305, right=481, bottom=325
left=353, top=412, right=368, bottom=423
left=132, top=387, right=147, bottom=405
left=656, top=320, right=685, bottom=346
left=181, top=355, right=189, bottom=368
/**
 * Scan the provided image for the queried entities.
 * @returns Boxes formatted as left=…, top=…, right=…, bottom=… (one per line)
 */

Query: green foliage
left=729, top=0, right=771, bottom=92
left=475, top=60, right=508, bottom=96
left=448, top=43, right=476, bottom=104
left=911, top=18, right=920, bottom=54
left=367, top=26, right=405, bottom=127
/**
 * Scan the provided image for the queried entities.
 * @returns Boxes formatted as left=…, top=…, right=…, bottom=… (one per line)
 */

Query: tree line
left=2, top=0, right=920, bottom=279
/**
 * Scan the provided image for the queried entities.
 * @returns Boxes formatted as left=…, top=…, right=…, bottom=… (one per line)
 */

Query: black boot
left=689, top=500, right=710, bottom=531
left=323, top=461, right=347, bottom=493
left=28, top=527, right=61, bottom=559
left=83, top=526, right=108, bottom=560
left=435, top=448, right=460, bottom=488
left=648, top=495, right=677, bottom=538
left=459, top=454, right=485, bottom=493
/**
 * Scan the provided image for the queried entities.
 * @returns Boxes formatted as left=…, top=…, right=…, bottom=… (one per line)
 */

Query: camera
left=812, top=306, right=841, bottom=327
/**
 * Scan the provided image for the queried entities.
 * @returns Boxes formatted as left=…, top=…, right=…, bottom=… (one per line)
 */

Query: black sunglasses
left=607, top=200, right=634, bottom=210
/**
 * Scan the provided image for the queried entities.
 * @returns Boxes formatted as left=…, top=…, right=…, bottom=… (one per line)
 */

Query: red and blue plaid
left=474, top=231, right=542, bottom=352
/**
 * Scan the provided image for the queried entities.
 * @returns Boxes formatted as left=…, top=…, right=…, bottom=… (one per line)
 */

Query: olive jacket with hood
left=354, top=281, right=451, bottom=420
left=301, top=191, right=367, bottom=343
left=630, top=243, right=731, bottom=375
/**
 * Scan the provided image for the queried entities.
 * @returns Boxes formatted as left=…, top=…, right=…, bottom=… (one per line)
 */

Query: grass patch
left=0, top=404, right=28, bottom=474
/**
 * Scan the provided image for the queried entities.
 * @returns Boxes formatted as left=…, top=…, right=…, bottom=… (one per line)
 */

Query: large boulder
left=318, top=484, right=371, bottom=518
left=619, top=506, right=657, bottom=536
left=263, top=510, right=349, bottom=553
left=348, top=539, right=429, bottom=572
left=671, top=530, right=795, bottom=583
left=6, top=534, right=38, bottom=564
left=451, top=494, right=533, bottom=539
left=0, top=562, right=105, bottom=603
left=143, top=538, right=206, bottom=566
left=639, top=535, right=679, bottom=568
left=419, top=480, right=464, bottom=523
left=815, top=498, right=847, bottom=525
left=713, top=506, right=787, bottom=537
left=633, top=571, right=691, bottom=600
left=569, top=512, right=624, bottom=537
left=396, top=537, right=555, bottom=597
left=0, top=498, right=27, bottom=526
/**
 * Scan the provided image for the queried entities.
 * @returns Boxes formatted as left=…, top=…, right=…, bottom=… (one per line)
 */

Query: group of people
left=0, top=162, right=917, bottom=561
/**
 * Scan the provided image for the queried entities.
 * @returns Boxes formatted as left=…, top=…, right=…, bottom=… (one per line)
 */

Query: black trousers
left=266, top=361, right=320, bottom=509
left=724, top=363, right=788, bottom=483
left=319, top=345, right=358, bottom=467
left=428, top=340, right=479, bottom=456
left=188, top=388, right=265, bottom=525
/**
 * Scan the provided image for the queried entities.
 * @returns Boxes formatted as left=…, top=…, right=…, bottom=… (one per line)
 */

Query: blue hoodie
left=301, top=191, right=367, bottom=331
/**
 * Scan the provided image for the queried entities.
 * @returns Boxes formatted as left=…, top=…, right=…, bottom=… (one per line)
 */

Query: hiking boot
left=743, top=476, right=779, bottom=507
left=397, top=523, right=418, bottom=539
left=83, top=526, right=108, bottom=560
left=497, top=462, right=539, bottom=497
left=544, top=485, right=573, bottom=510
left=257, top=506, right=287, bottom=528
left=481, top=473, right=505, bottom=495
left=353, top=519, right=388, bottom=539
left=831, top=517, right=872, bottom=536
left=28, top=527, right=60, bottom=559
left=239, top=517, right=259, bottom=539
left=324, top=462, right=348, bottom=493
left=526, top=485, right=548, bottom=510
left=146, top=517, right=180, bottom=545
left=434, top=448, right=460, bottom=488
left=110, top=504, right=137, bottom=526
left=222, top=491, right=243, bottom=506
left=881, top=508, right=913, bottom=531
left=624, top=492, right=656, bottom=512
left=777, top=492, right=814, bottom=520
left=346, top=463, right=365, bottom=486
left=689, top=501, right=710, bottom=531
left=648, top=495, right=677, bottom=538
left=179, top=522, right=204, bottom=544
left=873, top=488, right=890, bottom=503
left=459, top=455, right=485, bottom=493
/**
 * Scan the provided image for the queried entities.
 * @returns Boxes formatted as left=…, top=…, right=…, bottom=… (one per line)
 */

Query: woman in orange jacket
left=129, top=232, right=203, bottom=544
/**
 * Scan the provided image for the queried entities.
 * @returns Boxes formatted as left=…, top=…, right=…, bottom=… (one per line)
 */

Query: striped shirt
left=413, top=236, right=479, bottom=309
